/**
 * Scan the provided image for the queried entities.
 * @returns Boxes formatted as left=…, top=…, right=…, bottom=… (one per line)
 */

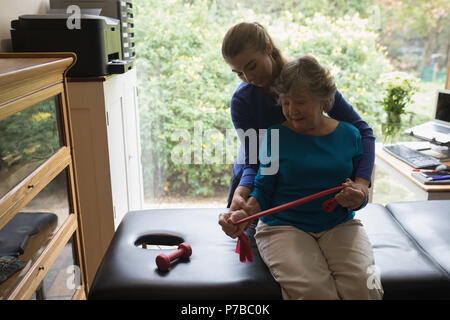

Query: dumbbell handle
left=167, top=248, right=184, bottom=261
left=156, top=242, right=192, bottom=271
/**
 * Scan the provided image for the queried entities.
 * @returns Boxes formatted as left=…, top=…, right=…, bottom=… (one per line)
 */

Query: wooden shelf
left=0, top=53, right=87, bottom=300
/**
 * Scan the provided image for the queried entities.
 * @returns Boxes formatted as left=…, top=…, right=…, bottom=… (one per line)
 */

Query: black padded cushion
left=386, top=200, right=450, bottom=276
left=90, top=204, right=450, bottom=300
left=89, top=208, right=281, bottom=300
left=356, top=203, right=450, bottom=299
left=0, top=212, right=58, bottom=257
left=0, top=231, right=30, bottom=256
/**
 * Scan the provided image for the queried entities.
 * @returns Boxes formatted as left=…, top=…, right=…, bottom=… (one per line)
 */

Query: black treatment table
left=89, top=202, right=450, bottom=300
left=88, top=208, right=281, bottom=300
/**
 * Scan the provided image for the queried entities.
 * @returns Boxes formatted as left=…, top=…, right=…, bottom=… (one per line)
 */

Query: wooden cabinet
left=66, top=68, right=143, bottom=287
left=0, top=53, right=87, bottom=299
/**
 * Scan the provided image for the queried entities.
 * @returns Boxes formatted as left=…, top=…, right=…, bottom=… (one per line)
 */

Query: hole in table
left=139, top=244, right=179, bottom=250
left=134, top=233, right=183, bottom=251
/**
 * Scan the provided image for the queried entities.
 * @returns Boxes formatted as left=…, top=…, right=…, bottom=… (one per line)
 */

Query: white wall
left=0, top=0, right=49, bottom=52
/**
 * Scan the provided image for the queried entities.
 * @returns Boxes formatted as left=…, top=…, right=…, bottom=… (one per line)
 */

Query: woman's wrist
left=246, top=196, right=261, bottom=215
left=230, top=186, right=252, bottom=212
left=354, top=177, right=370, bottom=198
left=354, top=177, right=370, bottom=187
left=235, top=185, right=251, bottom=198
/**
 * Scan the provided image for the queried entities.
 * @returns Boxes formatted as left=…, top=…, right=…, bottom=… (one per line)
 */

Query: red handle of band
left=232, top=185, right=344, bottom=225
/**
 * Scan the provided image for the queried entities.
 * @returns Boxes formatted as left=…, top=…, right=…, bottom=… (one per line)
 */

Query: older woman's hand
left=335, top=178, right=369, bottom=210
left=218, top=209, right=250, bottom=239
left=220, top=186, right=251, bottom=238
left=219, top=196, right=262, bottom=238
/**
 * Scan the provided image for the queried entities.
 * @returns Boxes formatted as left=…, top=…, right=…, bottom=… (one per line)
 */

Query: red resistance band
left=231, top=185, right=344, bottom=263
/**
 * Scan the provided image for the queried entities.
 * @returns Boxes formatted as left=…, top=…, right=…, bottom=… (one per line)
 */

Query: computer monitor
left=435, top=89, right=450, bottom=124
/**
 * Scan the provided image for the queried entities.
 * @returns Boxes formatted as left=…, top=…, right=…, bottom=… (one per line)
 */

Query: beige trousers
left=255, top=219, right=384, bottom=300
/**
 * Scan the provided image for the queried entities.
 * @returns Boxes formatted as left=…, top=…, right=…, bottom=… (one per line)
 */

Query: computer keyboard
left=432, top=124, right=450, bottom=134
left=383, top=144, right=442, bottom=168
left=0, top=256, right=26, bottom=284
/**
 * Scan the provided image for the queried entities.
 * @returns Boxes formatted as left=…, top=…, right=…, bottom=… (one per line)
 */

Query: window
left=134, top=0, right=449, bottom=207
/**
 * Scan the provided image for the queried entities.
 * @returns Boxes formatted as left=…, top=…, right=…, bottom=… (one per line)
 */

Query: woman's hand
left=219, top=186, right=251, bottom=239
left=335, top=177, right=369, bottom=210
left=219, top=196, right=262, bottom=238
left=218, top=209, right=251, bottom=239
left=229, top=186, right=251, bottom=211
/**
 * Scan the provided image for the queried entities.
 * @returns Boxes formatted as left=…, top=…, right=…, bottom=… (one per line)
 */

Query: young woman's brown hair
left=222, top=22, right=287, bottom=82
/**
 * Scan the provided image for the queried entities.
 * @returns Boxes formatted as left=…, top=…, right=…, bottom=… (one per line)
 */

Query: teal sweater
left=249, top=121, right=367, bottom=233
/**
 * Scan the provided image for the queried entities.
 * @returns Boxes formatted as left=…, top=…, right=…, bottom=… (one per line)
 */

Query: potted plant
left=377, top=72, right=419, bottom=144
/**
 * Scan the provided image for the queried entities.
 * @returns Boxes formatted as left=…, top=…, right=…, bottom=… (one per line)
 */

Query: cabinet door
left=104, top=88, right=129, bottom=229
left=0, top=167, right=74, bottom=299
left=29, top=234, right=82, bottom=300
left=122, top=68, right=144, bottom=211
left=0, top=95, right=64, bottom=200
left=104, top=70, right=143, bottom=228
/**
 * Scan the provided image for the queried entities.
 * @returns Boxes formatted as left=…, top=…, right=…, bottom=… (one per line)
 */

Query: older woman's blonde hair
left=222, top=22, right=287, bottom=72
left=273, top=55, right=336, bottom=112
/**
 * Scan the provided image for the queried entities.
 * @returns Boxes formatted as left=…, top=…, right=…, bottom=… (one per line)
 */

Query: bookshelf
left=0, top=53, right=87, bottom=299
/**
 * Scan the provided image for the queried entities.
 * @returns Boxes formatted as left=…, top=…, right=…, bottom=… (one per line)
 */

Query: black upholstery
left=0, top=212, right=58, bottom=257
left=89, top=209, right=281, bottom=300
left=356, top=203, right=450, bottom=299
left=89, top=202, right=450, bottom=300
left=386, top=200, right=450, bottom=275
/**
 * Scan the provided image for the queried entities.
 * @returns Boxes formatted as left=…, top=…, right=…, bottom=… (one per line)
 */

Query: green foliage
left=217, top=0, right=375, bottom=20
left=0, top=97, right=61, bottom=168
left=376, top=0, right=450, bottom=37
left=269, top=13, right=390, bottom=137
left=377, top=72, right=419, bottom=143
left=378, top=72, right=419, bottom=115
left=135, top=0, right=392, bottom=198
left=375, top=0, right=450, bottom=73
left=135, top=0, right=238, bottom=197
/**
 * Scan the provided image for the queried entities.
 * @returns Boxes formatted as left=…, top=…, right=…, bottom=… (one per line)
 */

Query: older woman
left=219, top=56, right=383, bottom=300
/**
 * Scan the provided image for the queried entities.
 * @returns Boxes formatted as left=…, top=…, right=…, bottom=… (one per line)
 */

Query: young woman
left=219, top=55, right=383, bottom=300
left=221, top=22, right=375, bottom=212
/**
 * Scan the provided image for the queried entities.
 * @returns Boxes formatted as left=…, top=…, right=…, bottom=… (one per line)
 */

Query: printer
left=10, top=14, right=133, bottom=77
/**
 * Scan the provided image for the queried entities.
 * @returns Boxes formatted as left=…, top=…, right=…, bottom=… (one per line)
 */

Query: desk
left=375, top=142, right=450, bottom=201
